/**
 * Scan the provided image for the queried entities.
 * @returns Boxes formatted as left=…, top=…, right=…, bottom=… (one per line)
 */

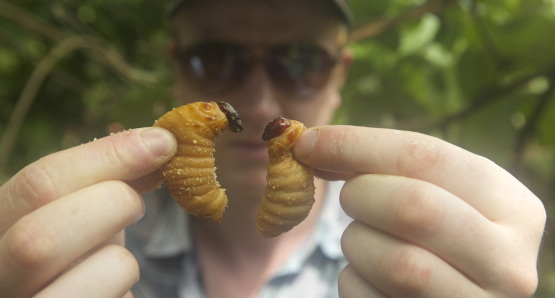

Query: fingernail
left=294, top=128, right=319, bottom=160
left=140, top=128, right=176, bottom=158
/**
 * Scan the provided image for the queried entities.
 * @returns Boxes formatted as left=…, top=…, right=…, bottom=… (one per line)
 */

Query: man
left=0, top=0, right=546, bottom=297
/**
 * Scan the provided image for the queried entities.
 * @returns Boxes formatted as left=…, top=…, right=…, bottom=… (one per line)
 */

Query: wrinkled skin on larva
left=256, top=117, right=316, bottom=238
left=153, top=101, right=242, bottom=223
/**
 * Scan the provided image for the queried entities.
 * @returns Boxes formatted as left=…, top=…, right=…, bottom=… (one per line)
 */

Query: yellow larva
left=153, top=101, right=242, bottom=223
left=256, top=117, right=315, bottom=238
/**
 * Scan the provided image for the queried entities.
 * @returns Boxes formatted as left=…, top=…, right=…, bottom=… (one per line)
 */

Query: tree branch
left=348, top=0, right=458, bottom=43
left=0, top=1, right=158, bottom=85
left=0, top=2, right=163, bottom=174
left=513, top=74, right=555, bottom=166
left=468, top=0, right=510, bottom=68
left=0, top=36, right=92, bottom=174
left=393, top=64, right=555, bottom=132
left=0, top=32, right=87, bottom=94
left=0, top=1, right=66, bottom=41
left=435, top=64, right=555, bottom=129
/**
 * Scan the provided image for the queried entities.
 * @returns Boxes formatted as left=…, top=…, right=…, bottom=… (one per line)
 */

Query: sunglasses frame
left=175, top=40, right=340, bottom=97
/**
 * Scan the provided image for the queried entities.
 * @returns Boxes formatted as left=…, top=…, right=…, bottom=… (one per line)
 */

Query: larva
left=153, top=101, right=242, bottom=223
left=256, top=117, right=315, bottom=238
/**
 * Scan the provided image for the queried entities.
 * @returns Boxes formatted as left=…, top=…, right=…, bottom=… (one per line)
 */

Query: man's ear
left=167, top=40, right=183, bottom=81
left=167, top=41, right=177, bottom=64
left=167, top=40, right=185, bottom=101
left=336, top=48, right=352, bottom=89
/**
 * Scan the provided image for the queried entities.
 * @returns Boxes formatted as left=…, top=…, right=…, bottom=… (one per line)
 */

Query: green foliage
left=342, top=0, right=555, bottom=168
left=1, top=0, right=554, bottom=295
left=0, top=0, right=175, bottom=178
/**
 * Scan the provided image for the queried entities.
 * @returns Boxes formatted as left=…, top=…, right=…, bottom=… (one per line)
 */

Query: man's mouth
left=231, top=139, right=268, bottom=160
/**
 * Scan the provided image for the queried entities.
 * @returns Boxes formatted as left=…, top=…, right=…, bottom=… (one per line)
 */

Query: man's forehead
left=170, top=0, right=346, bottom=46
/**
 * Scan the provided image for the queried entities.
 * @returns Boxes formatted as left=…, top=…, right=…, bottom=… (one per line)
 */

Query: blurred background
left=1, top=0, right=554, bottom=295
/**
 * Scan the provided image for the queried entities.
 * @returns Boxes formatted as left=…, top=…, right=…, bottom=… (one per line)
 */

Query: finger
left=293, top=126, right=540, bottom=220
left=0, top=180, right=144, bottom=297
left=341, top=174, right=542, bottom=294
left=339, top=265, right=388, bottom=298
left=34, top=245, right=139, bottom=298
left=340, top=174, right=508, bottom=288
left=341, top=221, right=484, bottom=297
left=62, top=230, right=125, bottom=274
left=0, top=127, right=175, bottom=233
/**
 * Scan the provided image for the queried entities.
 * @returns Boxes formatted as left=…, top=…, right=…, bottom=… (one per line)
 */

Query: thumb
left=293, top=125, right=360, bottom=174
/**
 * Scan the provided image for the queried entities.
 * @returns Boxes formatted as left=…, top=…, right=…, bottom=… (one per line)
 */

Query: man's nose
left=233, top=64, right=282, bottom=120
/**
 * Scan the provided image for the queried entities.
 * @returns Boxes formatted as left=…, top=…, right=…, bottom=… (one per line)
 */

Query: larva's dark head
left=217, top=101, right=243, bottom=133
left=262, top=117, right=291, bottom=141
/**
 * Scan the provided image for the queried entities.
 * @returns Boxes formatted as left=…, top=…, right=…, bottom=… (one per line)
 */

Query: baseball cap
left=167, top=0, right=353, bottom=26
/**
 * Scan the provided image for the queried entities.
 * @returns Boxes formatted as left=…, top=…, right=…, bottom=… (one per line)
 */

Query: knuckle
left=397, top=137, right=443, bottom=177
left=383, top=246, right=432, bottom=293
left=6, top=216, right=58, bottom=269
left=508, top=268, right=538, bottom=297
left=328, top=128, right=349, bottom=158
left=528, top=196, right=547, bottom=235
left=508, top=270, right=538, bottom=297
left=101, top=131, right=162, bottom=178
left=394, top=184, right=441, bottom=234
left=14, top=162, right=59, bottom=208
left=103, top=138, right=128, bottom=173
left=488, top=256, right=538, bottom=297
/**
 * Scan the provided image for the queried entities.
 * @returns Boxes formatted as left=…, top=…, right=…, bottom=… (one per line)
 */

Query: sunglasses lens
left=178, top=42, right=250, bottom=95
left=178, top=42, right=335, bottom=96
left=269, top=45, right=335, bottom=96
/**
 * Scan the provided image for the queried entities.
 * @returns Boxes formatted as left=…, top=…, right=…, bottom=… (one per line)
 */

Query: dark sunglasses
left=175, top=41, right=338, bottom=97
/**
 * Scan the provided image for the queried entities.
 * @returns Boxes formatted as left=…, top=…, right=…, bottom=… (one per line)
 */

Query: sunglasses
left=175, top=41, right=338, bottom=97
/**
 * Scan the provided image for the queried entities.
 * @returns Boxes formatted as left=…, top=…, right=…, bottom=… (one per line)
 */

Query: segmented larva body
left=256, top=117, right=315, bottom=238
left=153, top=101, right=242, bottom=223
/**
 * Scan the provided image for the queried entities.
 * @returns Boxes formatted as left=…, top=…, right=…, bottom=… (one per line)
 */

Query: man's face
left=169, top=0, right=349, bottom=202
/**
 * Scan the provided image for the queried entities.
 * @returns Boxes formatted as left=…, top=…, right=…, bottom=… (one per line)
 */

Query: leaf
left=399, top=13, right=440, bottom=55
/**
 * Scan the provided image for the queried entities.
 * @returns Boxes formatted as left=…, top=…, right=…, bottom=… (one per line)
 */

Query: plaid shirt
left=126, top=181, right=351, bottom=298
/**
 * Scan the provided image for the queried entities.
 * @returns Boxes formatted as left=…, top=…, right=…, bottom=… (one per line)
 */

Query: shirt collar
left=144, top=197, right=192, bottom=257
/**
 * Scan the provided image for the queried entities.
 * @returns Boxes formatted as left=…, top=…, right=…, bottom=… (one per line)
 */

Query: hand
left=294, top=125, right=546, bottom=297
left=0, top=128, right=176, bottom=298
